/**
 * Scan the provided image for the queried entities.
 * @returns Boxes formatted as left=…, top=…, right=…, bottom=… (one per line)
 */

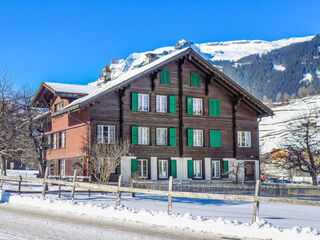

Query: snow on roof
left=61, top=47, right=191, bottom=111
left=44, top=82, right=98, bottom=95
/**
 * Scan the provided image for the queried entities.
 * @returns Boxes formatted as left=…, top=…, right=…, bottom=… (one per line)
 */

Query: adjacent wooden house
left=32, top=47, right=273, bottom=182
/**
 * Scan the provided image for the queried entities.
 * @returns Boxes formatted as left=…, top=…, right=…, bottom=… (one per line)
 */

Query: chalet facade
left=32, top=48, right=273, bottom=182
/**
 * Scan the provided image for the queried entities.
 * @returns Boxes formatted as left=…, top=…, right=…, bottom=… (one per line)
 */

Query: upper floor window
left=54, top=102, right=64, bottom=112
left=132, top=127, right=149, bottom=145
left=160, top=69, right=170, bottom=84
left=187, top=97, right=203, bottom=115
left=156, top=128, right=167, bottom=146
left=97, top=125, right=115, bottom=144
left=238, top=131, right=251, bottom=147
left=156, top=95, right=167, bottom=112
left=58, top=131, right=66, bottom=148
left=190, top=72, right=200, bottom=87
left=188, top=129, right=203, bottom=147
left=138, top=94, right=149, bottom=111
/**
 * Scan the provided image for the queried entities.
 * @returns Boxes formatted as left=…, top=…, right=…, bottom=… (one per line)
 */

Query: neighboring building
left=32, top=48, right=273, bottom=182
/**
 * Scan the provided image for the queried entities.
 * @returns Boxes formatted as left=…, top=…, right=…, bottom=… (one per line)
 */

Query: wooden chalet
left=32, top=47, right=273, bottom=182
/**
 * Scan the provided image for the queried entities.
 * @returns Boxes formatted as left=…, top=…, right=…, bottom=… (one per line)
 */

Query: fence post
left=42, top=166, right=49, bottom=197
left=71, top=169, right=77, bottom=201
left=88, top=175, right=91, bottom=197
left=18, top=175, right=22, bottom=194
left=58, top=175, right=62, bottom=198
left=168, top=176, right=173, bottom=214
left=115, top=175, right=122, bottom=207
left=252, top=179, right=261, bottom=224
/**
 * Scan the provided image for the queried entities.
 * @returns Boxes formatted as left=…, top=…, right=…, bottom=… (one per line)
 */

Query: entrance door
left=245, top=161, right=255, bottom=181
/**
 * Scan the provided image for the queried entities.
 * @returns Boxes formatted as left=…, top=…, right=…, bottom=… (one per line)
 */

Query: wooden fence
left=0, top=170, right=319, bottom=224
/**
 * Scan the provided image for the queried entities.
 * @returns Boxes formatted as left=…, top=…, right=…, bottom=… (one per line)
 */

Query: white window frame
left=55, top=102, right=64, bottom=112
left=138, top=159, right=148, bottom=178
left=97, top=125, right=116, bottom=144
left=156, top=95, right=167, bottom=113
left=156, top=128, right=168, bottom=146
left=59, top=131, right=66, bottom=148
left=158, top=160, right=168, bottom=179
left=193, top=98, right=203, bottom=115
left=193, top=160, right=202, bottom=179
left=212, top=160, right=221, bottom=179
left=47, top=134, right=51, bottom=150
left=60, top=159, right=66, bottom=176
left=52, top=133, right=57, bottom=150
left=138, top=93, right=149, bottom=112
left=193, top=129, right=203, bottom=147
left=138, top=127, right=150, bottom=145
left=238, top=131, right=251, bottom=147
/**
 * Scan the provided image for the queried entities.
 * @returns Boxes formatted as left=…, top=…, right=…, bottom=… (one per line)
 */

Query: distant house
left=32, top=48, right=273, bottom=182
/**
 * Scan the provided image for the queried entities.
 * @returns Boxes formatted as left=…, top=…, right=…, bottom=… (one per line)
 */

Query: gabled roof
left=44, top=82, right=98, bottom=95
left=43, top=47, right=272, bottom=117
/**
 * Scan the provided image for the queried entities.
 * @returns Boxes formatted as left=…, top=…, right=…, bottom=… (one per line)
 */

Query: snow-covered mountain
left=92, top=35, right=320, bottom=100
left=259, top=94, right=320, bottom=154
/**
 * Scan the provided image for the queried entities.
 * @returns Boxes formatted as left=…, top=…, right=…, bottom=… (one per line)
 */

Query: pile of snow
left=259, top=95, right=320, bottom=153
left=273, top=64, right=286, bottom=71
left=0, top=170, right=39, bottom=178
left=1, top=193, right=319, bottom=240
left=299, top=73, right=313, bottom=84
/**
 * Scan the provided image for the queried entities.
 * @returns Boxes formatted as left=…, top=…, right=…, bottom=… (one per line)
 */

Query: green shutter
left=187, top=97, right=193, bottom=115
left=209, top=99, right=221, bottom=116
left=161, top=69, right=170, bottom=84
left=169, top=96, right=176, bottom=113
left=131, top=126, right=138, bottom=145
left=210, top=130, right=222, bottom=147
left=169, top=128, right=176, bottom=146
left=191, top=72, right=200, bottom=87
left=187, top=160, right=194, bottom=178
left=131, top=159, right=138, bottom=173
left=132, top=92, right=138, bottom=111
left=222, top=160, right=229, bottom=178
left=187, top=129, right=194, bottom=147
left=171, top=160, right=177, bottom=178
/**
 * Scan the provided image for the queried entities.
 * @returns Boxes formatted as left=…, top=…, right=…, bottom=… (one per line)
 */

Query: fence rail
left=0, top=171, right=319, bottom=224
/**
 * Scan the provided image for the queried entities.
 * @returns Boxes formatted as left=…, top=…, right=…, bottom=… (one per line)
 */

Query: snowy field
left=0, top=180, right=319, bottom=240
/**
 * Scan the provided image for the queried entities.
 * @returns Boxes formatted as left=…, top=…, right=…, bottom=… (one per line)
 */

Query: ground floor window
left=138, top=159, right=148, bottom=178
left=193, top=160, right=202, bottom=178
left=158, top=160, right=168, bottom=179
left=245, top=161, right=255, bottom=181
left=212, top=160, right=221, bottom=178
left=59, top=159, right=66, bottom=176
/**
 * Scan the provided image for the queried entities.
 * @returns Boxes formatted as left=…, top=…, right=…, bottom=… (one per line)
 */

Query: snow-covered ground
left=260, top=94, right=320, bottom=153
left=0, top=180, right=319, bottom=240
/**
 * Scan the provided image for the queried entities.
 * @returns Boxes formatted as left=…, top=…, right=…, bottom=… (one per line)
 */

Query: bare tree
left=87, top=139, right=131, bottom=182
left=227, top=161, right=246, bottom=184
left=276, top=92, right=282, bottom=102
left=276, top=109, right=320, bottom=186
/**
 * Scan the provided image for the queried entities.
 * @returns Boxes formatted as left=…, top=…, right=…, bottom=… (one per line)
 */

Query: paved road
left=0, top=205, right=236, bottom=240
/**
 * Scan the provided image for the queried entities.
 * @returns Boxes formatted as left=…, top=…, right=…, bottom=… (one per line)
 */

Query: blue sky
left=0, top=0, right=319, bottom=90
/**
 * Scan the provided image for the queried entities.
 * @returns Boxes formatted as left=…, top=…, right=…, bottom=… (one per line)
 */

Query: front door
left=245, top=161, right=255, bottom=181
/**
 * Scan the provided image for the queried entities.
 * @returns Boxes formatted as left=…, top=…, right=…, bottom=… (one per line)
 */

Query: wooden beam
left=177, top=57, right=186, bottom=157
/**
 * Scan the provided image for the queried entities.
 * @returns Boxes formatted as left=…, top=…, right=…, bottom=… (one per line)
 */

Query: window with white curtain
left=97, top=125, right=115, bottom=144
left=158, top=160, right=168, bottom=179
left=138, top=127, right=150, bottom=145
left=238, top=131, right=251, bottom=147
left=156, top=128, right=167, bottom=145
left=193, top=129, right=203, bottom=147
left=138, top=159, right=148, bottom=178
left=156, top=95, right=167, bottom=112
left=138, top=94, right=149, bottom=111
left=193, top=160, right=202, bottom=178
left=212, top=160, right=221, bottom=178
left=193, top=98, right=203, bottom=115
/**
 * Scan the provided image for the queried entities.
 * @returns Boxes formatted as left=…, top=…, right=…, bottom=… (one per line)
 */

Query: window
left=59, top=159, right=66, bottom=176
left=156, top=95, right=167, bottom=112
left=52, top=133, right=57, bottom=150
left=190, top=72, right=200, bottom=87
left=59, top=131, right=66, bottom=148
left=138, top=94, right=149, bottom=111
left=193, top=130, right=203, bottom=147
left=210, top=130, right=222, bottom=148
left=156, top=128, right=167, bottom=146
left=158, top=160, right=168, bottom=179
left=54, top=102, right=64, bottom=112
left=97, top=125, right=115, bottom=144
left=212, top=160, right=221, bottom=178
left=138, top=127, right=150, bottom=145
left=160, top=69, right=170, bottom=84
left=193, top=98, right=203, bottom=115
left=209, top=99, right=221, bottom=116
left=138, top=159, right=148, bottom=178
left=193, top=160, right=202, bottom=178
left=238, top=131, right=251, bottom=147
left=46, top=134, right=51, bottom=150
